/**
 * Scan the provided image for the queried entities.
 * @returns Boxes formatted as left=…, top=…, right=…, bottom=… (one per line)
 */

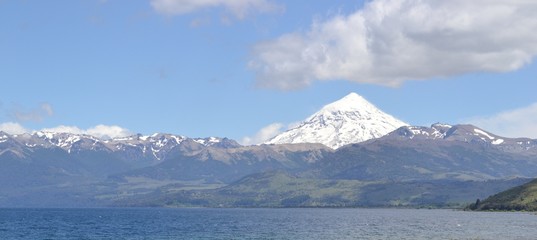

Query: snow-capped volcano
left=265, top=92, right=408, bottom=149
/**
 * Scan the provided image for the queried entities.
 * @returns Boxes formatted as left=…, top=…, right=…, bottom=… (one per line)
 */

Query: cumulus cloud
left=86, top=125, right=133, bottom=139
left=41, top=124, right=133, bottom=139
left=241, top=122, right=284, bottom=145
left=11, top=103, right=54, bottom=122
left=250, top=0, right=537, bottom=90
left=150, top=0, right=282, bottom=19
left=0, top=122, right=30, bottom=135
left=466, top=102, right=537, bottom=138
left=41, top=125, right=84, bottom=135
left=0, top=123, right=132, bottom=139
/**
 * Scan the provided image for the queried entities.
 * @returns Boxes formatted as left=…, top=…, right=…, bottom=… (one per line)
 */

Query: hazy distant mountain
left=2, top=93, right=537, bottom=208
left=111, top=143, right=330, bottom=184
left=8, top=131, right=240, bottom=161
left=311, top=124, right=537, bottom=181
left=266, top=93, right=408, bottom=149
left=105, top=123, right=537, bottom=208
left=0, top=130, right=331, bottom=206
left=384, top=123, right=537, bottom=149
left=0, top=131, right=243, bottom=194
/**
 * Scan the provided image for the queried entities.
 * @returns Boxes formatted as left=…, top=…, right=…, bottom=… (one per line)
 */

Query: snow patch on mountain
left=266, top=93, right=408, bottom=149
left=474, top=128, right=495, bottom=140
left=385, top=124, right=523, bottom=148
left=0, top=133, right=8, bottom=143
left=6, top=130, right=236, bottom=161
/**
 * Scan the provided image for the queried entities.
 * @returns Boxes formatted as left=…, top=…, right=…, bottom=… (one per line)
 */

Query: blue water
left=0, top=208, right=536, bottom=239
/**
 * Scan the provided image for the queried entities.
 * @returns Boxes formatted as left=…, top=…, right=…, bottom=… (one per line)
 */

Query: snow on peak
left=432, top=123, right=452, bottom=129
left=193, top=137, right=222, bottom=146
left=25, top=131, right=102, bottom=152
left=139, top=135, right=150, bottom=141
left=266, top=92, right=408, bottom=149
left=0, top=132, right=8, bottom=143
left=35, top=131, right=54, bottom=139
left=320, top=92, right=373, bottom=113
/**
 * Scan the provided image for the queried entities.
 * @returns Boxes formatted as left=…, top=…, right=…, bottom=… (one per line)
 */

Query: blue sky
left=1, top=0, right=536, bottom=143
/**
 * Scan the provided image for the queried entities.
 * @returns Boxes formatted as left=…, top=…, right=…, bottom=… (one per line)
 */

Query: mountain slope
left=11, top=131, right=240, bottom=163
left=114, top=171, right=531, bottom=208
left=470, top=178, right=537, bottom=211
left=0, top=130, right=331, bottom=206
left=266, top=93, right=408, bottom=149
left=310, top=124, right=537, bottom=181
left=2, top=121, right=537, bottom=207
left=110, top=123, right=537, bottom=208
left=0, top=131, right=243, bottom=201
left=110, top=143, right=331, bottom=184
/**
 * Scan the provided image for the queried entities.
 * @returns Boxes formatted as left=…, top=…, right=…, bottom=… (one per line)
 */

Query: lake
left=0, top=208, right=535, bottom=239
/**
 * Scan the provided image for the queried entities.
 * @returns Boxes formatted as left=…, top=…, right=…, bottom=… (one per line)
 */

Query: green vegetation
left=468, top=178, right=537, bottom=211
left=111, top=171, right=530, bottom=208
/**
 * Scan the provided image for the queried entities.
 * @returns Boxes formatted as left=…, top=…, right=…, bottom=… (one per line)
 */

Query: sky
left=1, top=0, right=537, bottom=143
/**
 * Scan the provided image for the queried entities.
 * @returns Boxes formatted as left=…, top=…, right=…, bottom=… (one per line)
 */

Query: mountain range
left=1, top=93, right=536, bottom=207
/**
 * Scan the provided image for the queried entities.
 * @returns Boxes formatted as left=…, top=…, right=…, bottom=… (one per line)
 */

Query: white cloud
left=86, top=125, right=133, bottom=139
left=41, top=103, right=54, bottom=116
left=41, top=125, right=84, bottom=135
left=41, top=124, right=132, bottom=139
left=0, top=122, right=30, bottom=135
left=466, top=102, right=537, bottom=138
left=0, top=123, right=133, bottom=139
left=241, top=122, right=284, bottom=145
left=150, top=0, right=282, bottom=19
left=250, top=0, right=537, bottom=90
left=11, top=103, right=54, bottom=122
